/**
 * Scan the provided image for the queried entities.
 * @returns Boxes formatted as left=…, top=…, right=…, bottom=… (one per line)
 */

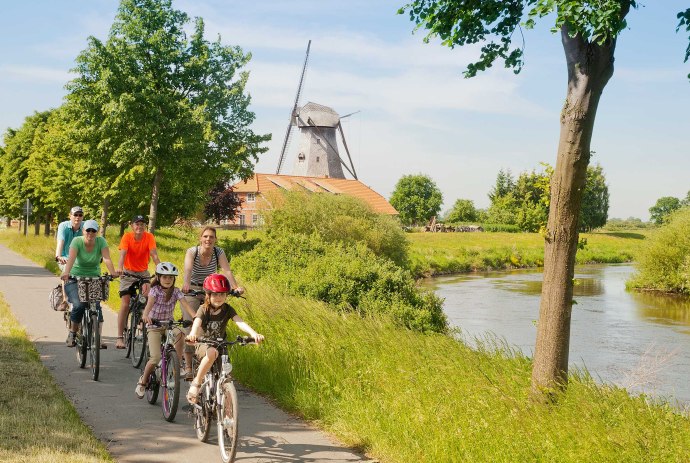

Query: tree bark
left=44, top=213, right=51, bottom=236
left=148, top=166, right=163, bottom=234
left=531, top=27, right=617, bottom=397
left=100, top=198, right=109, bottom=238
left=34, top=219, right=40, bottom=236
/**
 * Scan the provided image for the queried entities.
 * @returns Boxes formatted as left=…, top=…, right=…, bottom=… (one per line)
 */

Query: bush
left=233, top=233, right=447, bottom=333
left=481, top=223, right=521, bottom=233
left=628, top=208, right=690, bottom=294
left=263, top=191, right=409, bottom=266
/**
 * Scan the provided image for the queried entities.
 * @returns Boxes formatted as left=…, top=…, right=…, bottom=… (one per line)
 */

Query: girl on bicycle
left=185, top=273, right=264, bottom=404
left=135, top=262, right=196, bottom=399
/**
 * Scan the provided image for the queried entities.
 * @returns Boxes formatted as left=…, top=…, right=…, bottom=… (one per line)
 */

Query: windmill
left=276, top=41, right=358, bottom=180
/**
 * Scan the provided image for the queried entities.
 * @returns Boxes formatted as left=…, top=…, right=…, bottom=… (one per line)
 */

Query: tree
left=649, top=196, right=682, bottom=225
left=66, top=0, right=269, bottom=233
left=204, top=182, right=241, bottom=225
left=579, top=164, right=610, bottom=231
left=488, top=169, right=515, bottom=203
left=445, top=198, right=478, bottom=223
left=389, top=174, right=443, bottom=226
left=399, top=0, right=684, bottom=395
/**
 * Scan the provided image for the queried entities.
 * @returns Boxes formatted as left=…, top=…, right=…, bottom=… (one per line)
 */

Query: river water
left=421, top=264, right=690, bottom=405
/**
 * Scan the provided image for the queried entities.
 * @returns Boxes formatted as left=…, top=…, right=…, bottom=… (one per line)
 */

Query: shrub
left=262, top=191, right=409, bottom=266
left=233, top=233, right=447, bottom=333
left=481, top=223, right=521, bottom=233
left=628, top=208, right=690, bottom=294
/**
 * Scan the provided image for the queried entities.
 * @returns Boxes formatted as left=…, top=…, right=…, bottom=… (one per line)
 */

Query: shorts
left=119, top=270, right=151, bottom=297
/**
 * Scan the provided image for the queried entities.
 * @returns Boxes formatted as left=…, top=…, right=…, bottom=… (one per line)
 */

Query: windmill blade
left=276, top=40, right=311, bottom=175
left=340, top=110, right=361, bottom=119
left=337, top=120, right=358, bottom=180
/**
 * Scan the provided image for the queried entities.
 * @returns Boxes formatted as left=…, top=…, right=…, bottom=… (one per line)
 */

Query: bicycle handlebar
left=73, top=273, right=117, bottom=281
left=188, top=335, right=255, bottom=347
left=150, top=319, right=193, bottom=329
left=183, top=288, right=244, bottom=298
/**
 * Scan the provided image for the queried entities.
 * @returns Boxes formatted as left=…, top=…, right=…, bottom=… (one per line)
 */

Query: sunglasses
left=85, top=228, right=97, bottom=233
left=73, top=213, right=83, bottom=217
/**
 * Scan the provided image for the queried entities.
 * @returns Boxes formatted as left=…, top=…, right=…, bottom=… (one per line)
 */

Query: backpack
left=49, top=284, right=68, bottom=311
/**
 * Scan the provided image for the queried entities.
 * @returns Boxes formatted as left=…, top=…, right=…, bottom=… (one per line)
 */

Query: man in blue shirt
left=55, top=206, right=84, bottom=270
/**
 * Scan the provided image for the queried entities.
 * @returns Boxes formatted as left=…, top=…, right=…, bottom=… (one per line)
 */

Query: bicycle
left=73, top=274, right=114, bottom=381
left=143, top=318, right=193, bottom=422
left=189, top=335, right=255, bottom=463
left=122, top=272, right=150, bottom=368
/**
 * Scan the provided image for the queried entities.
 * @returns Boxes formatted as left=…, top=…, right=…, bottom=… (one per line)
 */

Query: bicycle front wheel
left=217, top=381, right=239, bottom=463
left=76, top=314, right=88, bottom=369
left=89, top=313, right=100, bottom=381
left=162, top=349, right=180, bottom=422
left=131, top=314, right=147, bottom=368
left=124, top=302, right=136, bottom=358
left=146, top=368, right=159, bottom=404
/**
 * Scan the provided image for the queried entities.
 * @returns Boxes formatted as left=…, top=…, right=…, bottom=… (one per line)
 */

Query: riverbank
left=2, top=227, right=690, bottom=462
left=407, top=230, right=648, bottom=277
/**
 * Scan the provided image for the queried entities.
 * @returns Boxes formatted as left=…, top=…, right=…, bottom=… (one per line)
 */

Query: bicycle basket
left=76, top=278, right=110, bottom=303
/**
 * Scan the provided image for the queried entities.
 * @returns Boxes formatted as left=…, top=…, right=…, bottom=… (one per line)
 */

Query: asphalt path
left=0, top=244, right=369, bottom=463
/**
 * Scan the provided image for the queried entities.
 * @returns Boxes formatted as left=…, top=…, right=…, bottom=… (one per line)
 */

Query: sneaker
left=135, top=376, right=146, bottom=399
left=66, top=331, right=76, bottom=347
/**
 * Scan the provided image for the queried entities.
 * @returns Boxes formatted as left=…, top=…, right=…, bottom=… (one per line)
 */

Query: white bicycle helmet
left=156, top=262, right=179, bottom=276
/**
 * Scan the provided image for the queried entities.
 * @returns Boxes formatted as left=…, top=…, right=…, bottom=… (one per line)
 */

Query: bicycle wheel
left=131, top=313, right=147, bottom=368
left=217, top=381, right=239, bottom=463
left=124, top=301, right=136, bottom=358
left=162, top=349, right=181, bottom=422
left=77, top=314, right=88, bottom=368
left=89, top=312, right=100, bottom=381
left=146, top=368, right=159, bottom=404
left=194, top=396, right=212, bottom=442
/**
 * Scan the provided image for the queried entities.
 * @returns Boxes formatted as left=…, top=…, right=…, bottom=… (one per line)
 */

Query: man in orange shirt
left=115, top=215, right=161, bottom=349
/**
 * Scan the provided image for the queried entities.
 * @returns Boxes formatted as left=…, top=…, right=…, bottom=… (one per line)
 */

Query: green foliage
left=649, top=196, right=683, bottom=225
left=628, top=208, right=690, bottom=294
left=65, top=0, right=269, bottom=228
left=233, top=233, right=446, bottom=333
left=389, top=174, right=443, bottom=227
left=579, top=163, right=610, bottom=231
left=678, top=7, right=690, bottom=77
left=445, top=198, right=479, bottom=223
left=264, top=191, right=409, bottom=267
left=603, top=217, right=653, bottom=230
left=480, top=223, right=521, bottom=233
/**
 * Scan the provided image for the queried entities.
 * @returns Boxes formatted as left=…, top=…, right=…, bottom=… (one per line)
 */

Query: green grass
left=3, top=227, right=690, bottom=462
left=0, top=293, right=113, bottom=463
left=407, top=230, right=649, bottom=277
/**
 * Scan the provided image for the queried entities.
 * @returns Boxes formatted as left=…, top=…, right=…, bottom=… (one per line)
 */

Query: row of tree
left=0, top=0, right=268, bottom=235
left=390, top=162, right=610, bottom=232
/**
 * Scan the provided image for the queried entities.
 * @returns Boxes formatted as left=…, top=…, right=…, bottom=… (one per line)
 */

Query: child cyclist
left=185, top=273, right=264, bottom=403
left=135, top=262, right=196, bottom=399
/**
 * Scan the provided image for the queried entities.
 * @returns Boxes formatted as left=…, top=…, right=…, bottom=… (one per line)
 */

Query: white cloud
left=0, top=66, right=73, bottom=84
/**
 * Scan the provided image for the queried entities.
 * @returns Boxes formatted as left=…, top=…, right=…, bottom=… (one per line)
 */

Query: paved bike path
left=0, top=244, right=369, bottom=463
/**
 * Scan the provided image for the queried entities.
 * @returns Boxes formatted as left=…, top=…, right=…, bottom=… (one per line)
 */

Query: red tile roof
left=232, top=173, right=397, bottom=215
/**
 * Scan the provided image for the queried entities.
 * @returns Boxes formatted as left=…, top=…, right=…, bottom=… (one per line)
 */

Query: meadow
left=2, top=226, right=689, bottom=462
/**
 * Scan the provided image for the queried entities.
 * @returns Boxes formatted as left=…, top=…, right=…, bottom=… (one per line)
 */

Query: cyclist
left=55, top=206, right=84, bottom=269
left=60, top=219, right=119, bottom=348
left=135, top=262, right=196, bottom=398
left=181, top=226, right=242, bottom=378
left=116, top=215, right=160, bottom=349
left=185, top=273, right=264, bottom=404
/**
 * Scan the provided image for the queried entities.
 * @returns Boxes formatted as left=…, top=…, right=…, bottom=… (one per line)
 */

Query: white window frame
left=246, top=192, right=256, bottom=203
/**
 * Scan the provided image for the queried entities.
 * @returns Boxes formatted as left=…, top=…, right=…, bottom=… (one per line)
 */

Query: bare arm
left=182, top=248, right=194, bottom=292
left=101, top=247, right=119, bottom=276
left=150, top=248, right=161, bottom=266
left=60, top=247, right=78, bottom=281
left=118, top=249, right=126, bottom=273
left=142, top=293, right=157, bottom=324
left=217, top=252, right=242, bottom=293
left=232, top=315, right=264, bottom=344
left=186, top=317, right=203, bottom=342
left=55, top=239, right=66, bottom=264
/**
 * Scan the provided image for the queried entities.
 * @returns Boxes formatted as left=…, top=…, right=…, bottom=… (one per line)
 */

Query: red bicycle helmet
left=203, top=273, right=231, bottom=293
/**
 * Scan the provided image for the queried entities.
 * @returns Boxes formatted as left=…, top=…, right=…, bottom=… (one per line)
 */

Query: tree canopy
left=389, top=174, right=443, bottom=227
left=649, top=196, right=683, bottom=225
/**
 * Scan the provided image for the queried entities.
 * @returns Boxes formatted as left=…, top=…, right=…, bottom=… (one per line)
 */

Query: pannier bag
left=76, top=278, right=110, bottom=303
left=49, top=284, right=68, bottom=311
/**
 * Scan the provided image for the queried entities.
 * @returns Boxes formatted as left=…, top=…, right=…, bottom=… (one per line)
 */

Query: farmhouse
left=228, top=173, right=397, bottom=227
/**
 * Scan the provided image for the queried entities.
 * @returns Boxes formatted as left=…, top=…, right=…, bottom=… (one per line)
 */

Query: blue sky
left=1, top=1, right=689, bottom=221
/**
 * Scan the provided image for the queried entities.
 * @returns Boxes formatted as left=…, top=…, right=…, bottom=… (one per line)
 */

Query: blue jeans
left=65, top=279, right=104, bottom=324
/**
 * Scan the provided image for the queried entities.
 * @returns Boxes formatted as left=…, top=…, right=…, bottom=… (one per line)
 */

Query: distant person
left=181, top=226, right=243, bottom=378
left=60, top=219, right=119, bottom=348
left=55, top=206, right=84, bottom=270
left=116, top=215, right=160, bottom=349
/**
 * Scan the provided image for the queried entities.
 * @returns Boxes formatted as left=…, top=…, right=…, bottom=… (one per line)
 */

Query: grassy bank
left=2, top=228, right=690, bottom=462
left=0, top=293, right=113, bottom=463
left=408, top=230, right=648, bottom=277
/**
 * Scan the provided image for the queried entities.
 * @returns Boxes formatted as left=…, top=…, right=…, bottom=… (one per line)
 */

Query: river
left=421, top=264, right=690, bottom=405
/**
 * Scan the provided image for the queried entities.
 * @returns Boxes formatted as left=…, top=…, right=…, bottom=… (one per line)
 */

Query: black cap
left=131, top=215, right=147, bottom=224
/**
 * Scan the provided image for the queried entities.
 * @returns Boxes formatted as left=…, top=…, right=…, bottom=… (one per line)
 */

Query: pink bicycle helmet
left=203, top=273, right=231, bottom=293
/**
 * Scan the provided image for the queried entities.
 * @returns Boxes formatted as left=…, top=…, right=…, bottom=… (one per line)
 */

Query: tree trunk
left=531, top=28, right=618, bottom=397
left=120, top=222, right=127, bottom=237
left=148, top=166, right=163, bottom=234
left=100, top=198, right=109, bottom=238
left=44, top=213, right=51, bottom=236
left=34, top=219, right=40, bottom=236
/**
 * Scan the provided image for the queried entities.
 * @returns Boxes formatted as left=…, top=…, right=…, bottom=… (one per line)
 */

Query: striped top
left=188, top=246, right=226, bottom=286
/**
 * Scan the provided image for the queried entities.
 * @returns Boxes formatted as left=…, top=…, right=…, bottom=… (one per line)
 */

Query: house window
left=239, top=215, right=245, bottom=226
left=252, top=214, right=259, bottom=225
left=298, top=152, right=305, bottom=162
left=246, top=193, right=256, bottom=203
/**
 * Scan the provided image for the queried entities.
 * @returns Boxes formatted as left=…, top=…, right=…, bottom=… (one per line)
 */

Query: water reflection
left=423, top=264, right=690, bottom=404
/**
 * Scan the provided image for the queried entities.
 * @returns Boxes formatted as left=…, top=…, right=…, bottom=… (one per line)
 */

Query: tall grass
left=230, top=282, right=690, bottom=462
left=0, top=294, right=113, bottom=463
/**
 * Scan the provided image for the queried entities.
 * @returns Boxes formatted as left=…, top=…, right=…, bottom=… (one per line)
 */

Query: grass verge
left=0, top=293, right=113, bottom=463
